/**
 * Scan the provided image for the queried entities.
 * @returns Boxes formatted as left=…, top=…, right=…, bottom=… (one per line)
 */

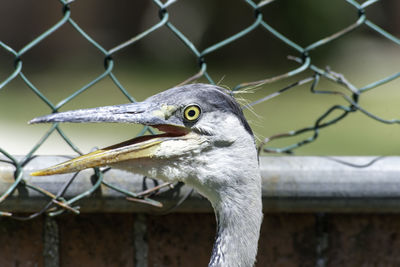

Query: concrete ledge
left=1, top=156, right=400, bottom=213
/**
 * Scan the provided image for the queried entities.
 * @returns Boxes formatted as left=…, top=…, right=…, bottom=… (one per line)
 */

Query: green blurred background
left=0, top=0, right=399, bottom=156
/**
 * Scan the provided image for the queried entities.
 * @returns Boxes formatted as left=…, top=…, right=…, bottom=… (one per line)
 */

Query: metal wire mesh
left=0, top=0, right=399, bottom=219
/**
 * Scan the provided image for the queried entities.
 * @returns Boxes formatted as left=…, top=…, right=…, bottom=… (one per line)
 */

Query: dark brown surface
left=257, top=214, right=316, bottom=267
left=3, top=213, right=400, bottom=266
left=147, top=213, right=216, bottom=267
left=0, top=216, right=43, bottom=267
left=58, top=213, right=134, bottom=267
left=327, top=214, right=400, bottom=267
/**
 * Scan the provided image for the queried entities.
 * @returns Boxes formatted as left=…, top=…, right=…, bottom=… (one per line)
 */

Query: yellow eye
left=183, top=105, right=201, bottom=122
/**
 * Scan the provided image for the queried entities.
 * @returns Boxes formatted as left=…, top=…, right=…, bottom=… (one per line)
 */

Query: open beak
left=29, top=101, right=189, bottom=176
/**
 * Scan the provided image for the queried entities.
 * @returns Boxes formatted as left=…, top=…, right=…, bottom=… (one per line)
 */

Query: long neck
left=208, top=183, right=263, bottom=267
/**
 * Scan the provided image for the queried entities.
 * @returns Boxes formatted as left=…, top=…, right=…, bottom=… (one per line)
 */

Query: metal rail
left=1, top=156, right=399, bottom=213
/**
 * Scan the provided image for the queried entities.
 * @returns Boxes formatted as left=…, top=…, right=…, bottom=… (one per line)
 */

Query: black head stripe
left=185, top=84, right=254, bottom=136
left=145, top=84, right=254, bottom=136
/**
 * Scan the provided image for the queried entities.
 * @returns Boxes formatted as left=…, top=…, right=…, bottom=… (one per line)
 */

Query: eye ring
left=183, top=104, right=202, bottom=122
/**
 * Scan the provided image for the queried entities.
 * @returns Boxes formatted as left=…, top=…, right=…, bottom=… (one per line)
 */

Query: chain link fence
left=0, top=0, right=399, bottom=219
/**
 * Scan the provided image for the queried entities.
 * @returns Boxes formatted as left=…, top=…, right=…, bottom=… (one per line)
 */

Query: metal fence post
left=43, top=216, right=59, bottom=267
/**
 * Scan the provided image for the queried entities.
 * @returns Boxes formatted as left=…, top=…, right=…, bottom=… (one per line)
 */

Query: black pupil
left=188, top=109, right=196, bottom=117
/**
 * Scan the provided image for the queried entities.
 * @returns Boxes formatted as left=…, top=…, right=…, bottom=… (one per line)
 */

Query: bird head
left=29, top=84, right=258, bottom=202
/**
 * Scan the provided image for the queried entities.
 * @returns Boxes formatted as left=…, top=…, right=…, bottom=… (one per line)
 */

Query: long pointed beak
left=29, top=101, right=190, bottom=176
left=30, top=134, right=185, bottom=176
left=29, top=102, right=179, bottom=126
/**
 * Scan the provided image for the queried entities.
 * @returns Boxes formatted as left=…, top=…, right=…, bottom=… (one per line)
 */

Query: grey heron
left=30, top=83, right=263, bottom=267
